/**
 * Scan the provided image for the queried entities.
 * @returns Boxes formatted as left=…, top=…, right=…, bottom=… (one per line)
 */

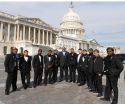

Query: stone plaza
left=0, top=57, right=125, bottom=104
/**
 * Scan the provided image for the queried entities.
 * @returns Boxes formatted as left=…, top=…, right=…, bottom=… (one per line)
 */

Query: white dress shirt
left=63, top=52, right=66, bottom=56
left=77, top=54, right=81, bottom=63
left=48, top=57, right=51, bottom=62
left=39, top=55, right=41, bottom=62
left=24, top=56, right=28, bottom=62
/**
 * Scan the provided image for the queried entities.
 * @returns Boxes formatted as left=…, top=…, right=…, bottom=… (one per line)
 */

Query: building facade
left=56, top=2, right=100, bottom=51
left=0, top=2, right=120, bottom=56
left=0, top=12, right=58, bottom=55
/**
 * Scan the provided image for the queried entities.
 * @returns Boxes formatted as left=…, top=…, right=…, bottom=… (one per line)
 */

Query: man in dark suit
left=82, top=49, right=89, bottom=85
left=44, top=50, right=55, bottom=86
left=101, top=47, right=124, bottom=104
left=52, top=49, right=60, bottom=83
left=32, top=49, right=43, bottom=88
left=19, top=50, right=32, bottom=89
left=93, top=49, right=103, bottom=97
left=58, top=47, right=69, bottom=82
left=77, top=49, right=88, bottom=86
left=4, top=47, right=19, bottom=95
left=88, top=48, right=96, bottom=91
left=69, top=48, right=77, bottom=83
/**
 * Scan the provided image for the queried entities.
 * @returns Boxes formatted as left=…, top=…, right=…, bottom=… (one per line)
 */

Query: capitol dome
left=62, top=7, right=81, bottom=22
left=59, top=2, right=84, bottom=38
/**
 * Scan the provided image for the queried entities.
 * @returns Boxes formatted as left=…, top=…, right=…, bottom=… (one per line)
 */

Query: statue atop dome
left=70, top=1, right=74, bottom=8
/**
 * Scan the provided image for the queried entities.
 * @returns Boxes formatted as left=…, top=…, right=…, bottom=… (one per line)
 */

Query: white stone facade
left=56, top=2, right=100, bottom=52
left=0, top=11, right=58, bottom=56
left=0, top=2, right=120, bottom=56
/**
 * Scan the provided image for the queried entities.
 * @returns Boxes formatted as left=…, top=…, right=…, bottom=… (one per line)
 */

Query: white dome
left=60, top=3, right=84, bottom=30
left=59, top=2, right=85, bottom=40
left=62, top=8, right=81, bottom=22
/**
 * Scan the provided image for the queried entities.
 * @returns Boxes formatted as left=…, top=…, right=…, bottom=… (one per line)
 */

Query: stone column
left=17, top=24, right=19, bottom=41
left=33, top=28, right=36, bottom=43
left=38, top=29, right=40, bottom=44
left=23, top=25, right=25, bottom=40
left=46, top=31, right=48, bottom=45
left=7, top=23, right=10, bottom=41
left=28, top=26, right=31, bottom=41
left=0, top=21, right=3, bottom=41
left=14, top=24, right=16, bottom=41
left=42, top=30, right=45, bottom=45
left=50, top=31, right=52, bottom=45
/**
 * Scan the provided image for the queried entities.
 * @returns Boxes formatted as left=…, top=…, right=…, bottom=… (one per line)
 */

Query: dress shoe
left=59, top=80, right=63, bottom=82
left=78, top=83, right=84, bottom=86
left=69, top=80, right=72, bottom=83
left=97, top=93, right=103, bottom=97
left=5, top=91, right=9, bottom=95
left=100, top=98, right=110, bottom=101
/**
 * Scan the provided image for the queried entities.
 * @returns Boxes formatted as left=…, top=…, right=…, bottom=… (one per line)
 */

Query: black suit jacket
left=77, top=54, right=88, bottom=71
left=69, top=53, right=77, bottom=66
left=53, top=53, right=60, bottom=66
left=93, top=56, right=103, bottom=74
left=19, top=56, right=32, bottom=73
left=4, top=54, right=18, bottom=73
left=58, top=51, right=69, bottom=67
left=104, top=54, right=124, bottom=77
left=88, top=54, right=96, bottom=74
left=44, top=55, right=55, bottom=70
left=32, top=54, right=43, bottom=70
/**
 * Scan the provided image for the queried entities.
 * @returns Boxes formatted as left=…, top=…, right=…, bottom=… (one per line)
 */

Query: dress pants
left=5, top=68, right=18, bottom=92
left=60, top=65, right=68, bottom=81
left=21, top=70, right=31, bottom=87
left=104, top=75, right=118, bottom=104
left=33, top=68, right=43, bottom=86
left=69, top=65, right=76, bottom=82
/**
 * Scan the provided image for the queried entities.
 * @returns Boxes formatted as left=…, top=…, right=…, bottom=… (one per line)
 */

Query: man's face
left=89, top=50, right=93, bottom=54
left=12, top=48, right=17, bottom=54
left=62, top=48, right=65, bottom=52
left=48, top=51, right=52, bottom=55
left=83, top=50, right=87, bottom=55
left=54, top=50, right=58, bottom=54
left=71, top=48, right=74, bottom=53
left=24, top=51, right=28, bottom=56
left=94, top=51, right=99, bottom=57
left=38, top=50, right=42, bottom=55
left=78, top=50, right=82, bottom=54
left=107, top=49, right=114, bottom=56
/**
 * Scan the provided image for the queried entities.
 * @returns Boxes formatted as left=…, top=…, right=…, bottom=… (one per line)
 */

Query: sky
left=0, top=1, right=125, bottom=53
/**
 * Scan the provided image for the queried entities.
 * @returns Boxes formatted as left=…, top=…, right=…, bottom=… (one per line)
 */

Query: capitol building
left=0, top=2, right=120, bottom=56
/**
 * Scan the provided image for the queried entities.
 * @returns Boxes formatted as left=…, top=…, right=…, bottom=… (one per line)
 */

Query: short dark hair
left=83, top=49, right=87, bottom=52
left=106, top=47, right=114, bottom=52
left=24, top=50, right=28, bottom=53
left=38, top=49, right=42, bottom=52
left=89, top=48, right=93, bottom=51
left=78, top=48, right=82, bottom=50
left=48, top=50, right=52, bottom=52
left=94, top=49, right=99, bottom=53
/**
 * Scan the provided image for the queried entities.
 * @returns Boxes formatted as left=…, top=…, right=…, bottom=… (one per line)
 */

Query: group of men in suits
left=4, top=47, right=124, bottom=104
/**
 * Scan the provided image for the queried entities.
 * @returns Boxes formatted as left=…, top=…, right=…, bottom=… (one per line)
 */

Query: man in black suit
left=69, top=48, right=77, bottom=83
left=82, top=49, right=89, bottom=85
left=58, top=47, right=69, bottom=82
left=19, top=50, right=32, bottom=89
left=52, top=49, right=60, bottom=83
left=77, top=49, right=88, bottom=86
left=101, top=47, right=124, bottom=104
left=4, top=47, right=19, bottom=95
left=93, top=49, right=103, bottom=97
left=44, top=50, right=55, bottom=86
left=32, top=49, right=43, bottom=88
left=88, top=48, right=96, bottom=91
